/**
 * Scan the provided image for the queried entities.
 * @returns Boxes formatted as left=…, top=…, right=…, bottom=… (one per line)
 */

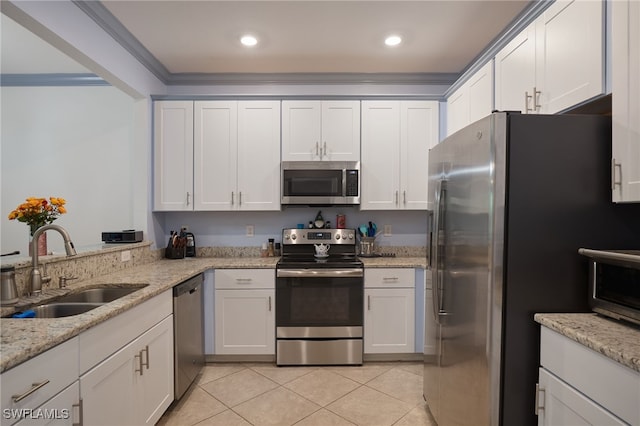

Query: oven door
left=276, top=268, right=364, bottom=338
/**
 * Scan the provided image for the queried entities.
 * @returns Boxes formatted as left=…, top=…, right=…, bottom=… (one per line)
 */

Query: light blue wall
left=157, top=208, right=428, bottom=249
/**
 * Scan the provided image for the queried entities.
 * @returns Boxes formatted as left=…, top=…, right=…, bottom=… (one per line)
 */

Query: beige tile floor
left=158, top=361, right=437, bottom=426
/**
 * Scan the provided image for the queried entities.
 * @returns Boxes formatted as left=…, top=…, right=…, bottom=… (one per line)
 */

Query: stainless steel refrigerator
left=423, top=112, right=640, bottom=426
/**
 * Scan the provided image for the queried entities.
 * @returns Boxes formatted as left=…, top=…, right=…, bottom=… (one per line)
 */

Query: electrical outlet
left=121, top=250, right=131, bottom=262
left=246, top=225, right=255, bottom=237
left=383, top=225, right=392, bottom=236
left=180, top=225, right=189, bottom=232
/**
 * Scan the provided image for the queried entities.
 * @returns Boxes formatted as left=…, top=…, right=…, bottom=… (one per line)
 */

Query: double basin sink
left=8, top=285, right=148, bottom=319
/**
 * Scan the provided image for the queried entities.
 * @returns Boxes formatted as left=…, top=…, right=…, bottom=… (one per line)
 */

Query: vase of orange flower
left=8, top=197, right=67, bottom=256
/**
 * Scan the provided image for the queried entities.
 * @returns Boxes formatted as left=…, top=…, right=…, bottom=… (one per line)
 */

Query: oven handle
left=277, top=268, right=364, bottom=278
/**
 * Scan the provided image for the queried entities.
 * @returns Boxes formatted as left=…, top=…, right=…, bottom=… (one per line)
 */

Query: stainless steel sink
left=55, top=285, right=147, bottom=304
left=30, top=302, right=104, bottom=318
left=4, top=284, right=148, bottom=318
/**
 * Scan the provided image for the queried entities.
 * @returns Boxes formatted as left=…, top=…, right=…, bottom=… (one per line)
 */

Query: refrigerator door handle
left=432, top=179, right=448, bottom=324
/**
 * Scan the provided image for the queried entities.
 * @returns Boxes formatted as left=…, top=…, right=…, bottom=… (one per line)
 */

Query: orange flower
left=7, top=196, right=68, bottom=235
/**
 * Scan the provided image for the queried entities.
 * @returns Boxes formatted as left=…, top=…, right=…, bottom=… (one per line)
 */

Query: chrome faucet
left=30, top=224, right=77, bottom=295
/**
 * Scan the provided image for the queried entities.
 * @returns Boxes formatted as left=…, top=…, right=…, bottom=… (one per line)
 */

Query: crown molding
left=1, top=73, right=109, bottom=86
left=166, top=72, right=459, bottom=86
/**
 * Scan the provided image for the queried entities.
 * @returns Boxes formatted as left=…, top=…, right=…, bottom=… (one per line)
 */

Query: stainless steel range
left=276, top=228, right=364, bottom=366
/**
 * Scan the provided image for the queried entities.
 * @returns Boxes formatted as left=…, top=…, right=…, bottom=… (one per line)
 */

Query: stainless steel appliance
left=281, top=161, right=360, bottom=205
left=173, top=274, right=204, bottom=400
left=579, top=248, right=640, bottom=326
left=276, top=228, right=364, bottom=365
left=424, top=112, right=640, bottom=426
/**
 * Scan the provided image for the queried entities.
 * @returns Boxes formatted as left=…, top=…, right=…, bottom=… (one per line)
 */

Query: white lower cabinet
left=538, top=327, right=638, bottom=426
left=1, top=338, right=79, bottom=426
left=13, top=382, right=80, bottom=426
left=214, top=269, right=275, bottom=355
left=364, top=268, right=415, bottom=354
left=80, top=315, right=173, bottom=426
left=79, top=290, right=174, bottom=426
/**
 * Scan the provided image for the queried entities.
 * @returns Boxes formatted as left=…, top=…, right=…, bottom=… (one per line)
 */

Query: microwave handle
left=578, top=248, right=640, bottom=266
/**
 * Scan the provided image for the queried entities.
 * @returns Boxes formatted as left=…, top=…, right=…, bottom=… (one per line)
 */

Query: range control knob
left=348, top=233, right=354, bottom=240
left=284, top=233, right=290, bottom=240
left=291, top=234, right=297, bottom=240
left=336, top=234, right=341, bottom=240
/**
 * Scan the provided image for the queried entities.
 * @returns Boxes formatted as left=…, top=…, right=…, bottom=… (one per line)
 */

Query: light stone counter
left=534, top=313, right=640, bottom=373
left=0, top=254, right=422, bottom=373
left=359, top=256, right=427, bottom=269
left=0, top=256, right=278, bottom=373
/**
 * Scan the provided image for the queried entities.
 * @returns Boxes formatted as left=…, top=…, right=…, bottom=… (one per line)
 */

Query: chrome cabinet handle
left=231, top=192, right=234, bottom=205
left=612, top=159, right=622, bottom=190
left=186, top=192, right=191, bottom=206
left=382, top=277, right=399, bottom=282
left=533, top=87, right=542, bottom=111
left=72, top=399, right=83, bottom=426
left=316, top=142, right=319, bottom=157
left=12, top=380, right=50, bottom=403
left=268, top=296, right=272, bottom=311
left=235, top=278, right=253, bottom=283
left=403, top=190, right=406, bottom=205
left=535, top=383, right=545, bottom=415
left=367, top=295, right=371, bottom=310
left=239, top=192, right=242, bottom=206
left=395, top=191, right=399, bottom=205
left=323, top=141, right=327, bottom=157
left=142, top=345, right=149, bottom=370
left=525, top=91, right=533, bottom=113
left=135, top=352, right=143, bottom=375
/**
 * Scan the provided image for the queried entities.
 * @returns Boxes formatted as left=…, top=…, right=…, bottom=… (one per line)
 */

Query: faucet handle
left=59, top=276, right=78, bottom=288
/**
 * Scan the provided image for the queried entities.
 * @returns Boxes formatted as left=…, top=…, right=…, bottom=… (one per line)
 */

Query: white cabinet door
left=153, top=101, right=194, bottom=211
left=447, top=61, right=493, bottom=136
left=282, top=100, right=360, bottom=161
left=364, top=288, right=415, bottom=354
left=80, top=340, right=137, bottom=426
left=136, top=316, right=174, bottom=426
left=495, top=0, right=604, bottom=115
left=215, top=289, right=275, bottom=355
left=400, top=101, right=438, bottom=210
left=194, top=101, right=237, bottom=210
left=537, top=368, right=626, bottom=426
left=237, top=101, right=281, bottom=211
left=321, top=101, right=360, bottom=161
left=282, top=101, right=322, bottom=161
left=361, top=101, right=438, bottom=210
left=361, top=101, right=400, bottom=210
left=81, top=316, right=173, bottom=426
left=536, top=0, right=604, bottom=114
left=14, top=382, right=80, bottom=426
left=612, top=0, right=640, bottom=203
left=495, top=22, right=537, bottom=113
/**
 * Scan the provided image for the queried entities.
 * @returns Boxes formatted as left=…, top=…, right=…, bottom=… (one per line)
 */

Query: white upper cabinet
left=282, top=100, right=360, bottom=161
left=612, top=0, right=640, bottom=203
left=447, top=61, right=493, bottom=136
left=495, top=0, right=604, bottom=114
left=361, top=101, right=439, bottom=210
left=194, top=100, right=280, bottom=211
left=153, top=101, right=194, bottom=211
left=194, top=101, right=237, bottom=210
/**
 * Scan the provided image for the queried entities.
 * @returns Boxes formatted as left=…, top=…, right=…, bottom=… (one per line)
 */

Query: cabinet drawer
left=215, top=269, right=274, bottom=289
left=364, top=268, right=414, bottom=288
left=1, top=337, right=78, bottom=416
left=79, top=290, right=172, bottom=374
left=540, top=327, right=639, bottom=425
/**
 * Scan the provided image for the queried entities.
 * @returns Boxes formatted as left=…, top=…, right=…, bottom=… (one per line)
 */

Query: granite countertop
left=1, top=255, right=424, bottom=373
left=535, top=313, right=640, bottom=373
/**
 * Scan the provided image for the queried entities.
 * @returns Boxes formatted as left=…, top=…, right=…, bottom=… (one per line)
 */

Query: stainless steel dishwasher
left=173, top=273, right=204, bottom=400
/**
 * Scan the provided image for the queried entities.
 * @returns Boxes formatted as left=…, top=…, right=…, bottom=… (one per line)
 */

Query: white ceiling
left=2, top=0, right=532, bottom=80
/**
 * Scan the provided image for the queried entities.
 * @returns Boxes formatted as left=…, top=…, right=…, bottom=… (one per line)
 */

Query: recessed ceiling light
left=240, top=35, right=258, bottom=47
left=385, top=35, right=402, bottom=47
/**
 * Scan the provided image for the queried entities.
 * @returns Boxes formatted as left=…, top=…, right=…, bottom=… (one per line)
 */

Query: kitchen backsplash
left=7, top=240, right=426, bottom=297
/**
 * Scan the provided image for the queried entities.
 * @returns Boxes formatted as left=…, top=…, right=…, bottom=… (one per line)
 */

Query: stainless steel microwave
left=579, top=248, right=640, bottom=326
left=281, top=161, right=360, bottom=205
